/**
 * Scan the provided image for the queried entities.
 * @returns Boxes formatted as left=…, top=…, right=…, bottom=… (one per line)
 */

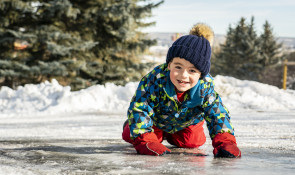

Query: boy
left=122, top=24, right=241, bottom=158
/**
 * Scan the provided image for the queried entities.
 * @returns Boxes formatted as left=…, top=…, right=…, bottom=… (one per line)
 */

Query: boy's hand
left=212, top=133, right=241, bottom=158
left=213, top=142, right=241, bottom=158
left=134, top=142, right=171, bottom=156
left=133, top=132, right=171, bottom=156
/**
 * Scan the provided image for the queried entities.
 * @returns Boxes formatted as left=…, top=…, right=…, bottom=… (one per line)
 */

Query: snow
left=1, top=75, right=295, bottom=174
left=213, top=75, right=295, bottom=112
left=1, top=75, right=294, bottom=116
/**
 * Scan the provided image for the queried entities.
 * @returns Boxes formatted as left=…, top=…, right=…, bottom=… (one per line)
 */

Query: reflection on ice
left=1, top=139, right=294, bottom=174
left=0, top=112, right=295, bottom=174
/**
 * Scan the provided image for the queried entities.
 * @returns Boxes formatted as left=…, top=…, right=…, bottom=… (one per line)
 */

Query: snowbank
left=0, top=76, right=295, bottom=116
left=214, top=75, right=295, bottom=112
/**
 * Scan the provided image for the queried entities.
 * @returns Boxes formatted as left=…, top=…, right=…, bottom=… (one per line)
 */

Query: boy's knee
left=122, top=120, right=133, bottom=144
left=183, top=132, right=206, bottom=148
left=169, top=134, right=206, bottom=148
left=167, top=125, right=206, bottom=148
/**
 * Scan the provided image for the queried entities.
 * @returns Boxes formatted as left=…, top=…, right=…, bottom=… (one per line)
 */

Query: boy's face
left=168, top=57, right=201, bottom=92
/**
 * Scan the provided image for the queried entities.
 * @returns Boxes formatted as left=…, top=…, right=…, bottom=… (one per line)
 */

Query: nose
left=181, top=69, right=189, bottom=78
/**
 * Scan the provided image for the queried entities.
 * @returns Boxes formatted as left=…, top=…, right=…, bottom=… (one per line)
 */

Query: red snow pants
left=122, top=121, right=206, bottom=148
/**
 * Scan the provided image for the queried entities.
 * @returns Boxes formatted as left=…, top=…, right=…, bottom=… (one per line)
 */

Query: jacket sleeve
left=127, top=72, right=157, bottom=140
left=202, top=78, right=234, bottom=139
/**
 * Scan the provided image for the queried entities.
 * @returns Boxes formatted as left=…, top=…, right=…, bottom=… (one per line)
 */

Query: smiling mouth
left=177, top=80, right=189, bottom=84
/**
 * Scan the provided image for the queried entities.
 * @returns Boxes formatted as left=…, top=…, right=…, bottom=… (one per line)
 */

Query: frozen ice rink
left=0, top=112, right=294, bottom=175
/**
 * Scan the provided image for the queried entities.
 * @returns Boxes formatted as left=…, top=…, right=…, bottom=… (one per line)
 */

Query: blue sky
left=143, top=0, right=295, bottom=37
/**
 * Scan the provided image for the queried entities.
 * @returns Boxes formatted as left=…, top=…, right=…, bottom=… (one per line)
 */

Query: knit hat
left=166, top=23, right=213, bottom=78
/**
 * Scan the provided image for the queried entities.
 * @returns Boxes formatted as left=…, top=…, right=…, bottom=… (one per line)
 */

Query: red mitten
left=133, top=132, right=171, bottom=156
left=212, top=133, right=241, bottom=158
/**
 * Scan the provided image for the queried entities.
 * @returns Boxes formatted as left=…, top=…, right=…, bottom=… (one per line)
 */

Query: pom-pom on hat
left=189, top=23, right=214, bottom=46
left=166, top=23, right=214, bottom=78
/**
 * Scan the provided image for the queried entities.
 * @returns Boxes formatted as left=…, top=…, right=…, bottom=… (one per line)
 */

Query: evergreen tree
left=215, top=17, right=263, bottom=81
left=210, top=25, right=235, bottom=76
left=259, top=20, right=282, bottom=67
left=0, top=0, right=162, bottom=90
left=256, top=20, right=283, bottom=86
left=239, top=16, right=262, bottom=80
left=285, top=52, right=295, bottom=89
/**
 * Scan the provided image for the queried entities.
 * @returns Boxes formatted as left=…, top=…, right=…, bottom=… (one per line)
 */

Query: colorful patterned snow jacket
left=127, top=63, right=234, bottom=140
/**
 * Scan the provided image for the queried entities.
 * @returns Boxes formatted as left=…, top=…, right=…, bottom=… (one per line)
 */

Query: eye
left=190, top=69, right=197, bottom=73
left=175, top=66, right=181, bottom=69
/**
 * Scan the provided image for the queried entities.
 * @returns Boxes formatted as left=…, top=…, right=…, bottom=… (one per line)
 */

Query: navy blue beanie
left=166, top=35, right=211, bottom=78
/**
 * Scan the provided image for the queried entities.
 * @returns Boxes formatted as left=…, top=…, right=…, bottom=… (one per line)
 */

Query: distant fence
left=283, top=60, right=295, bottom=90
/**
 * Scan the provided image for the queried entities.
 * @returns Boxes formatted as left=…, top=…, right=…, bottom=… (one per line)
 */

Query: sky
left=143, top=0, right=295, bottom=37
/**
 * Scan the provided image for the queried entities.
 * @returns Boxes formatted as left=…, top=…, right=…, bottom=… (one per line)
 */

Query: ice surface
left=0, top=112, right=294, bottom=174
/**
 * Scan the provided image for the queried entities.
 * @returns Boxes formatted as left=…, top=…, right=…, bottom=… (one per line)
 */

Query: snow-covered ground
left=1, top=75, right=294, bottom=116
left=1, top=75, right=295, bottom=174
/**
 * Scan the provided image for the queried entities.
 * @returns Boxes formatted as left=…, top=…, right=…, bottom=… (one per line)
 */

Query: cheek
left=190, top=75, right=200, bottom=85
left=170, top=70, right=178, bottom=82
left=169, top=71, right=176, bottom=80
